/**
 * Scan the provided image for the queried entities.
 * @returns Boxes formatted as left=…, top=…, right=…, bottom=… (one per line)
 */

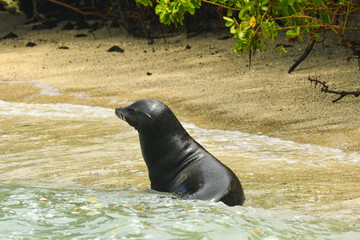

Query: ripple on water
left=0, top=100, right=360, bottom=239
left=0, top=182, right=359, bottom=239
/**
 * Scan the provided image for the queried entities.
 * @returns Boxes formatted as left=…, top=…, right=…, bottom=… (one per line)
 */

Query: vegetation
left=1, top=0, right=359, bottom=101
left=135, top=0, right=359, bottom=55
left=0, top=0, right=20, bottom=14
left=2, top=1, right=358, bottom=55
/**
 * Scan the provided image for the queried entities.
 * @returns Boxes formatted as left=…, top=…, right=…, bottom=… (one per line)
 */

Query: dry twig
left=308, top=76, right=360, bottom=103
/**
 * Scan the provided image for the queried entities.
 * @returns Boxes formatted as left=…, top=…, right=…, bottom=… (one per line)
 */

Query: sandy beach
left=1, top=13, right=359, bottom=151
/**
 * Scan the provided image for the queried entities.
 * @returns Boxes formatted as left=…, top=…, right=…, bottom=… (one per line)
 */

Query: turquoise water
left=1, top=181, right=358, bottom=240
left=0, top=98, right=360, bottom=239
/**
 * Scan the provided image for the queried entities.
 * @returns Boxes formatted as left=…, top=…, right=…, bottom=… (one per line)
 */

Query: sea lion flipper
left=180, top=182, right=227, bottom=202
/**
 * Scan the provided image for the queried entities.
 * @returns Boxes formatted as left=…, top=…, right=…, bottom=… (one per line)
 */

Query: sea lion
left=115, top=99, right=245, bottom=206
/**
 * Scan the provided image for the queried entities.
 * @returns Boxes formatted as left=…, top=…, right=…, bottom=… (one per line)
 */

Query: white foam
left=0, top=100, right=114, bottom=119
left=183, top=123, right=360, bottom=164
left=32, top=81, right=60, bottom=96
left=0, top=100, right=359, bottom=164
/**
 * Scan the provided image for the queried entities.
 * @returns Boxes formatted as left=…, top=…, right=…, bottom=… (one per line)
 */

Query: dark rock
left=1, top=32, right=18, bottom=40
left=26, top=42, right=37, bottom=47
left=32, top=20, right=58, bottom=30
left=276, top=44, right=294, bottom=49
left=62, top=22, right=75, bottom=30
left=74, top=34, right=87, bottom=38
left=107, top=46, right=124, bottom=53
left=218, top=36, right=231, bottom=40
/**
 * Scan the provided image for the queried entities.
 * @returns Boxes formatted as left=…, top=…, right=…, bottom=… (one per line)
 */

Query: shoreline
left=1, top=23, right=359, bottom=152
left=1, top=17, right=360, bottom=212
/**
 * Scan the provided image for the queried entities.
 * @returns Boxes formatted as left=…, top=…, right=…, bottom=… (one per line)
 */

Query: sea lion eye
left=128, top=108, right=136, bottom=114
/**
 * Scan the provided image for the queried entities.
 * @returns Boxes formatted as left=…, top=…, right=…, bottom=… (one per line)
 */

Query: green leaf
left=261, top=0, right=270, bottom=6
left=276, top=45, right=288, bottom=55
left=312, top=32, right=321, bottom=39
left=189, top=7, right=195, bottom=15
left=225, top=21, right=233, bottom=27
left=286, top=29, right=297, bottom=38
left=223, top=16, right=234, bottom=22
left=179, top=4, right=185, bottom=15
left=238, top=8, right=247, bottom=20
left=248, top=2, right=255, bottom=14
left=262, top=22, right=271, bottom=38
left=159, top=12, right=165, bottom=22
left=322, top=12, right=330, bottom=24
left=262, top=42, right=267, bottom=51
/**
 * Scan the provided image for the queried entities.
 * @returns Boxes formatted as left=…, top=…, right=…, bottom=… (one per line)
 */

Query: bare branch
left=308, top=76, right=360, bottom=103
left=288, top=40, right=316, bottom=74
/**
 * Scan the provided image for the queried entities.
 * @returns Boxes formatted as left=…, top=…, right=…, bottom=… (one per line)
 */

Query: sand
left=0, top=12, right=359, bottom=211
left=1, top=12, right=359, bottom=151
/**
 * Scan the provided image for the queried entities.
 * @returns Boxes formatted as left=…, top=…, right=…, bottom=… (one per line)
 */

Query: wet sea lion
left=115, top=99, right=245, bottom=206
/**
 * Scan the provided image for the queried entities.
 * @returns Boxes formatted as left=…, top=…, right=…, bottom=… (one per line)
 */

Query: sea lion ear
left=145, top=113, right=152, bottom=119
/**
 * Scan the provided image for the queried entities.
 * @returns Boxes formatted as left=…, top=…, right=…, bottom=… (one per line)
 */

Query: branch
left=308, top=76, right=360, bottom=103
left=46, top=0, right=116, bottom=21
left=288, top=40, right=316, bottom=74
left=200, top=0, right=241, bottom=11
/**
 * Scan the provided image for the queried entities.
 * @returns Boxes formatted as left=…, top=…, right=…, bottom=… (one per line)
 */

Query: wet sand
left=1, top=13, right=360, bottom=212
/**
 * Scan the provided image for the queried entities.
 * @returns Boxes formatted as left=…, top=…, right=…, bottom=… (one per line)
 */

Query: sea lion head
left=115, top=99, right=177, bottom=132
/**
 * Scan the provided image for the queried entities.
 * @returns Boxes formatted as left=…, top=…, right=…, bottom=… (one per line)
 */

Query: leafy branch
left=136, top=0, right=360, bottom=56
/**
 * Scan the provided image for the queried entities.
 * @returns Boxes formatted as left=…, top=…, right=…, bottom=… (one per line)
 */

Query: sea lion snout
left=115, top=107, right=126, bottom=121
left=115, top=106, right=139, bottom=128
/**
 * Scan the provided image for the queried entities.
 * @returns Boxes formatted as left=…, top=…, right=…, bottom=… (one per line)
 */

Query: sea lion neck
left=138, top=119, right=190, bottom=165
left=138, top=120, right=192, bottom=189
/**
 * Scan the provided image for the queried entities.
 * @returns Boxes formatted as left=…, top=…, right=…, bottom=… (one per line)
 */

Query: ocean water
left=0, top=181, right=358, bottom=240
left=0, top=99, right=359, bottom=239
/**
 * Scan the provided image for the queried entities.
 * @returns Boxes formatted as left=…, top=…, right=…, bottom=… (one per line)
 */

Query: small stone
left=1, top=32, right=18, bottom=40
left=74, top=34, right=87, bottom=38
left=108, top=46, right=124, bottom=53
left=26, top=42, right=37, bottom=47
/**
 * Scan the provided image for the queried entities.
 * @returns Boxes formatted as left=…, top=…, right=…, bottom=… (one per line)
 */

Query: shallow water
left=0, top=181, right=358, bottom=240
left=1, top=99, right=360, bottom=239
